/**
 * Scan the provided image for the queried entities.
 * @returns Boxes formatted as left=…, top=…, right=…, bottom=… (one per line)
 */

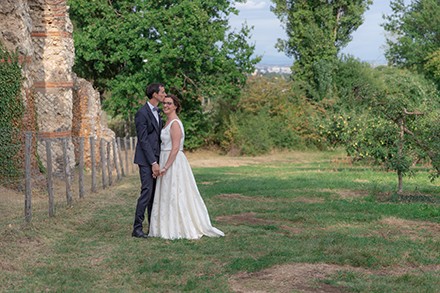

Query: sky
left=229, top=0, right=395, bottom=66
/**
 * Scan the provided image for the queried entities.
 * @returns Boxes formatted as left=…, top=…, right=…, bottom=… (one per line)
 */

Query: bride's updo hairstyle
left=166, top=94, right=181, bottom=114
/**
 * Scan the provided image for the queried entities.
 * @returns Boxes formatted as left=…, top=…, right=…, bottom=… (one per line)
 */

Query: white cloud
left=235, top=0, right=267, bottom=10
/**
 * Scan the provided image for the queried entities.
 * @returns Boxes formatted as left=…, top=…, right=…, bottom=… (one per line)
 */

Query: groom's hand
left=152, top=163, right=160, bottom=178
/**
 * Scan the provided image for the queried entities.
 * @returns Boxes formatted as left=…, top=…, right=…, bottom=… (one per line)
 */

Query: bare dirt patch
left=229, top=262, right=440, bottom=293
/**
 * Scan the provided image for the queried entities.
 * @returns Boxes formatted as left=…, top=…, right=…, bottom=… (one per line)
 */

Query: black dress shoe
left=132, top=230, right=148, bottom=238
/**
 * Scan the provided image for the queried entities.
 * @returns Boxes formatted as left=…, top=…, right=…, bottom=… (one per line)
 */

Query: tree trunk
left=333, top=8, right=343, bottom=42
left=397, top=170, right=403, bottom=194
left=397, top=117, right=404, bottom=194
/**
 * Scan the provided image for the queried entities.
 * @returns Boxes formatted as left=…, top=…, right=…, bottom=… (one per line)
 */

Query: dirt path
left=186, top=149, right=328, bottom=168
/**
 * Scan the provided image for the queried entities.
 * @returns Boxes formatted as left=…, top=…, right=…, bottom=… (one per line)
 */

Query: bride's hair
left=166, top=94, right=181, bottom=113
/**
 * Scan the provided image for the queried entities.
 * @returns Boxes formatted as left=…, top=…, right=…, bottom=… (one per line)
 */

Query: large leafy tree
left=68, top=0, right=259, bottom=147
left=271, top=0, right=372, bottom=101
left=383, top=0, right=440, bottom=87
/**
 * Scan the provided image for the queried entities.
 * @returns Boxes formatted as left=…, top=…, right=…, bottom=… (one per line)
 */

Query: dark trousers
left=133, top=165, right=156, bottom=232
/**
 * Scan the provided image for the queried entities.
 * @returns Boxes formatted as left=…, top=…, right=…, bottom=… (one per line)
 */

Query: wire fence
left=0, top=130, right=138, bottom=223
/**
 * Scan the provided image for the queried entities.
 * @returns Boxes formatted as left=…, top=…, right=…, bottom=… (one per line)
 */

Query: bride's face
left=162, top=97, right=176, bottom=115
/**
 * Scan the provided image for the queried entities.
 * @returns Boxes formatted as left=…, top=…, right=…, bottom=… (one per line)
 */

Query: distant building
left=254, top=64, right=292, bottom=75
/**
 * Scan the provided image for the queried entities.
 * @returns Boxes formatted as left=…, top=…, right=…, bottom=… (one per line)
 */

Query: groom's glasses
left=163, top=102, right=174, bottom=106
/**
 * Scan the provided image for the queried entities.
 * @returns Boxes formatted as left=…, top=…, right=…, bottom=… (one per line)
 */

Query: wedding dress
left=148, top=119, right=224, bottom=240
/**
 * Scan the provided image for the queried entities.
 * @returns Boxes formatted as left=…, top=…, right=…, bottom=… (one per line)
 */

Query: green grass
left=1, top=150, right=439, bottom=292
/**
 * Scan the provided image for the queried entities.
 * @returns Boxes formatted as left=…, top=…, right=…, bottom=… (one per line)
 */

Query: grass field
left=1, top=150, right=439, bottom=292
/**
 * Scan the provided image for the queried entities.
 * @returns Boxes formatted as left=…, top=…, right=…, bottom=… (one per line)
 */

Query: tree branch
left=108, top=0, right=122, bottom=17
left=403, top=108, right=423, bottom=115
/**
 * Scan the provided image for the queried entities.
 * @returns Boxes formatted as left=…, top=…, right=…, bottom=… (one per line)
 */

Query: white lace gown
left=148, top=119, right=224, bottom=240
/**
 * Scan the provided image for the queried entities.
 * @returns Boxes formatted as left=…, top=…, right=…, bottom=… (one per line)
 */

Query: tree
left=383, top=0, right=440, bottom=87
left=270, top=0, right=372, bottom=101
left=68, top=0, right=259, bottom=147
left=327, top=60, right=440, bottom=192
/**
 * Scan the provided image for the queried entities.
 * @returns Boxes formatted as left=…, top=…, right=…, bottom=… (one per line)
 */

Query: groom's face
left=154, top=86, right=167, bottom=103
left=158, top=86, right=167, bottom=103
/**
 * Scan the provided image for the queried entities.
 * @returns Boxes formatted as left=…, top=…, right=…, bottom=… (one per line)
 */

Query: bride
left=148, top=94, right=224, bottom=240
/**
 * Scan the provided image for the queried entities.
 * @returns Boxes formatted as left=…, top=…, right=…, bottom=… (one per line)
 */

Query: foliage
left=271, top=0, right=372, bottom=101
left=223, top=76, right=323, bottom=155
left=333, top=55, right=383, bottom=111
left=383, top=0, right=440, bottom=87
left=68, top=0, right=259, bottom=149
left=0, top=44, right=24, bottom=186
left=424, top=49, right=440, bottom=85
left=323, top=59, right=440, bottom=191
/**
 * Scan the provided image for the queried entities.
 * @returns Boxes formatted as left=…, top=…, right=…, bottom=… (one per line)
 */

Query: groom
left=132, top=83, right=166, bottom=238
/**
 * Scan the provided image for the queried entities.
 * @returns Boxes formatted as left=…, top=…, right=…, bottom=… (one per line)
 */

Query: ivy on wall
left=0, top=43, right=24, bottom=186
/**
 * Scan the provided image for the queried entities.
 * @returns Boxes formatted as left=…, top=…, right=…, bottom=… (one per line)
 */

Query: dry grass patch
left=0, top=186, right=24, bottom=221
left=216, top=193, right=277, bottom=202
left=217, top=212, right=275, bottom=226
left=377, top=217, right=440, bottom=241
left=216, top=193, right=323, bottom=204
left=186, top=149, right=327, bottom=168
left=320, top=188, right=369, bottom=200
left=353, top=179, right=369, bottom=183
left=291, top=196, right=325, bottom=204
left=229, top=263, right=440, bottom=293
left=0, top=225, right=49, bottom=282
left=216, top=212, right=305, bottom=235
left=229, top=263, right=364, bottom=293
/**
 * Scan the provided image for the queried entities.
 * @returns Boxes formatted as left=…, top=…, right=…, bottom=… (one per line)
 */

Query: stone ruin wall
left=72, top=76, right=116, bottom=168
left=0, top=0, right=115, bottom=172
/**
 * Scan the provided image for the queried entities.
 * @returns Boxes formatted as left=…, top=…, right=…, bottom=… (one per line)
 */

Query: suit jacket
left=133, top=103, right=162, bottom=166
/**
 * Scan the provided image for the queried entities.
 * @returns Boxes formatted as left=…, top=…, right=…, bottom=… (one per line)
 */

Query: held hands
left=151, top=163, right=168, bottom=178
left=152, top=163, right=160, bottom=179
left=159, top=166, right=168, bottom=176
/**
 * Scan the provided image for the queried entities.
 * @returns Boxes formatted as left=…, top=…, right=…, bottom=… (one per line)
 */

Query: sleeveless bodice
left=160, top=119, right=184, bottom=151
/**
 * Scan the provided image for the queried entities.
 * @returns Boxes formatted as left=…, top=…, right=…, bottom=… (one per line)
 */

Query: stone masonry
left=0, top=0, right=115, bottom=174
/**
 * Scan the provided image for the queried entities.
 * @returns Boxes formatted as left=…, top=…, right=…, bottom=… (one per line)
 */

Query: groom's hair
left=146, top=83, right=164, bottom=99
left=166, top=94, right=181, bottom=114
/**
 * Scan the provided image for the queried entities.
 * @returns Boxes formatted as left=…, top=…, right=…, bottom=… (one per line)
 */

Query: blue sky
left=229, top=0, right=395, bottom=65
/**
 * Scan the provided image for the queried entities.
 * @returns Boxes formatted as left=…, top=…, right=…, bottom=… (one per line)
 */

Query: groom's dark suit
left=133, top=102, right=162, bottom=236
